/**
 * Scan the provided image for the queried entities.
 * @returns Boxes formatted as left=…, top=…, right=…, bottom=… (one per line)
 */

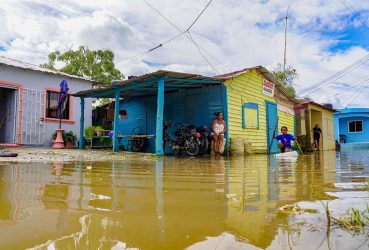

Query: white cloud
left=0, top=0, right=368, bottom=108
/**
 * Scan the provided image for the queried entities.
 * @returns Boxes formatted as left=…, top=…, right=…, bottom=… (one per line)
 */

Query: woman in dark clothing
left=313, top=124, right=322, bottom=149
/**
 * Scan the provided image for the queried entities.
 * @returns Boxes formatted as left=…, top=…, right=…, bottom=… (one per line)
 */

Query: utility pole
left=283, top=6, right=290, bottom=71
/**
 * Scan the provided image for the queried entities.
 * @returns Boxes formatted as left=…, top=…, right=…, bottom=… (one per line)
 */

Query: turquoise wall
left=117, top=86, right=225, bottom=153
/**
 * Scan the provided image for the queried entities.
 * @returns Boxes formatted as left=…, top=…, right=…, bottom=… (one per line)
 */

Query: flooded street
left=0, top=150, right=368, bottom=250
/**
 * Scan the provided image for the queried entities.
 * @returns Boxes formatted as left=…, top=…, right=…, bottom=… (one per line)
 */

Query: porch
left=73, top=70, right=227, bottom=156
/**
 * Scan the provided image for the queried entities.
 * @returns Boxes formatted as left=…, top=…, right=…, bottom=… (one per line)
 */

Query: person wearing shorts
left=275, top=126, right=295, bottom=153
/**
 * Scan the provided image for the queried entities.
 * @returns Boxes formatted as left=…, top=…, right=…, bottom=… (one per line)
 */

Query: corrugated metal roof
left=218, top=66, right=299, bottom=104
left=73, top=70, right=222, bottom=98
left=0, top=56, right=99, bottom=84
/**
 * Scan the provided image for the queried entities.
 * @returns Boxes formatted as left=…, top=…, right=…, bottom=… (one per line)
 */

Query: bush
left=65, top=131, right=77, bottom=142
left=85, top=126, right=96, bottom=138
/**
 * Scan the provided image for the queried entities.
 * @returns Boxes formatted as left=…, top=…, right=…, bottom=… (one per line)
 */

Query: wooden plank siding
left=224, top=69, right=295, bottom=153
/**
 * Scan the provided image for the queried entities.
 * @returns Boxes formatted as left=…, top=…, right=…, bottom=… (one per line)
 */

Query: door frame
left=265, top=100, right=278, bottom=154
left=0, top=81, right=23, bottom=145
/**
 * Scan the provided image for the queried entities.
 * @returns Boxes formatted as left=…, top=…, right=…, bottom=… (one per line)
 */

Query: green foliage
left=85, top=126, right=96, bottom=138
left=65, top=131, right=77, bottom=142
left=40, top=46, right=124, bottom=84
left=271, top=63, right=298, bottom=96
left=337, top=206, right=369, bottom=230
left=322, top=202, right=369, bottom=232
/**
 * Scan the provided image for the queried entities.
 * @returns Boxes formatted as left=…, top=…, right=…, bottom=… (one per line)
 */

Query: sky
left=0, top=0, right=368, bottom=108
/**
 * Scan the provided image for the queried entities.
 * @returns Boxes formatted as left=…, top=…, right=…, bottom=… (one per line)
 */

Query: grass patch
left=322, top=202, right=369, bottom=232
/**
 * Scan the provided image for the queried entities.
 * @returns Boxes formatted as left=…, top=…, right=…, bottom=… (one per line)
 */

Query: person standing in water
left=312, top=124, right=322, bottom=149
left=211, top=112, right=226, bottom=156
left=274, top=126, right=295, bottom=153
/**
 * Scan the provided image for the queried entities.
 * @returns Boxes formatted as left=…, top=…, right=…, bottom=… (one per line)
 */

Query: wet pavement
left=0, top=150, right=368, bottom=249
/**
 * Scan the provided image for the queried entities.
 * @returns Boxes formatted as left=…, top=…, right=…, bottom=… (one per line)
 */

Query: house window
left=348, top=120, right=363, bottom=133
left=242, top=102, right=259, bottom=129
left=46, top=91, right=70, bottom=120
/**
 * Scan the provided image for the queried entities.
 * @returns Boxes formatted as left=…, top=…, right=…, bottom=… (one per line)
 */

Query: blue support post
left=155, top=78, right=165, bottom=156
left=222, top=86, right=230, bottom=151
left=79, top=97, right=85, bottom=149
left=113, top=89, right=120, bottom=152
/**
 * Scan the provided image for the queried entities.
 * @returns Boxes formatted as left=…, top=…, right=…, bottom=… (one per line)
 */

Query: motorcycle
left=163, top=122, right=200, bottom=156
left=196, top=125, right=209, bottom=155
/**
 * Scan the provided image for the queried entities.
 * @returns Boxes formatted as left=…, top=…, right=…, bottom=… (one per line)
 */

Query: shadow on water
left=0, top=149, right=368, bottom=249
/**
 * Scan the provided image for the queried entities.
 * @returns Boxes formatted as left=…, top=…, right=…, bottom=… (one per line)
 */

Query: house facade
left=74, top=67, right=296, bottom=155
left=334, top=108, right=369, bottom=144
left=295, top=101, right=336, bottom=150
left=219, top=67, right=297, bottom=154
left=0, top=57, right=93, bottom=147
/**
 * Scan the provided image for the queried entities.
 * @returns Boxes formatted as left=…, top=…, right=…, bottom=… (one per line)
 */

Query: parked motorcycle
left=196, top=125, right=209, bottom=155
left=163, top=122, right=200, bottom=156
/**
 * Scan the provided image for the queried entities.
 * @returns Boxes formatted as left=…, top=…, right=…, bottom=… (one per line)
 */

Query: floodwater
left=0, top=150, right=368, bottom=250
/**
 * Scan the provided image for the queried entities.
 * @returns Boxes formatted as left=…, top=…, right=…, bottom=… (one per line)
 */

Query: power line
left=121, top=32, right=185, bottom=65
left=346, top=81, right=369, bottom=106
left=188, top=31, right=219, bottom=73
left=297, top=53, right=369, bottom=96
left=319, top=75, right=369, bottom=101
left=299, top=53, right=369, bottom=95
left=298, top=1, right=369, bottom=97
left=186, top=0, right=213, bottom=32
left=143, top=0, right=223, bottom=73
left=338, top=0, right=369, bottom=29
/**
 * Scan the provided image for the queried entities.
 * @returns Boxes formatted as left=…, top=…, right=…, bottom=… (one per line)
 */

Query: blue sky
left=0, top=0, right=368, bottom=108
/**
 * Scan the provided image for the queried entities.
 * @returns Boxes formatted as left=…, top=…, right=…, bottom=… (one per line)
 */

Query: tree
left=271, top=63, right=298, bottom=96
left=40, top=46, right=124, bottom=84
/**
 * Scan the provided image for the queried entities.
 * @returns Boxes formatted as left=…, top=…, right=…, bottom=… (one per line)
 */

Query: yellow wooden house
left=218, top=66, right=298, bottom=154
left=295, top=101, right=336, bottom=151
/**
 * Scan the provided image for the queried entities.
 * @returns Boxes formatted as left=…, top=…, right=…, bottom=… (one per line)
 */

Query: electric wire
left=297, top=53, right=369, bottom=96
left=188, top=31, right=219, bottom=73
left=338, top=0, right=369, bottom=29
left=298, top=1, right=369, bottom=97
left=346, top=80, right=369, bottom=106
left=143, top=0, right=222, bottom=73
left=298, top=53, right=369, bottom=95
left=186, top=0, right=213, bottom=32
left=319, top=75, right=369, bottom=101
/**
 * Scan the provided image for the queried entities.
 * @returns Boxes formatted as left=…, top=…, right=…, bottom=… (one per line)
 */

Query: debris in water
left=279, top=203, right=317, bottom=214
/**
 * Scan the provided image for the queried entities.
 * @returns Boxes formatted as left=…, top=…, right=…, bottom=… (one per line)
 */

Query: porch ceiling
left=72, top=70, right=222, bottom=98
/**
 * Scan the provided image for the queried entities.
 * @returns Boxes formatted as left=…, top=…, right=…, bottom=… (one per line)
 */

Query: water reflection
left=0, top=150, right=368, bottom=249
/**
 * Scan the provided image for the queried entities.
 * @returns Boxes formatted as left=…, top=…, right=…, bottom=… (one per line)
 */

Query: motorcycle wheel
left=185, top=139, right=200, bottom=156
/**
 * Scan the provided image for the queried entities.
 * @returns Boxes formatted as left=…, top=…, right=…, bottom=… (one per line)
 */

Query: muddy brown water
left=0, top=150, right=368, bottom=250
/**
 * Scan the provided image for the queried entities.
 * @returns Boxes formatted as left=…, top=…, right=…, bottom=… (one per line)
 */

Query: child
left=275, top=126, right=295, bottom=153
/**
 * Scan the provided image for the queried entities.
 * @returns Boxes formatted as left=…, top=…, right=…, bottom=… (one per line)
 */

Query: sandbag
left=244, top=140, right=252, bottom=155
left=230, top=138, right=244, bottom=156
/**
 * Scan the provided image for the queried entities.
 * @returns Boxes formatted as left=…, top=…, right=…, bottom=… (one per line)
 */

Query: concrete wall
left=0, top=64, right=92, bottom=146
left=338, top=116, right=369, bottom=143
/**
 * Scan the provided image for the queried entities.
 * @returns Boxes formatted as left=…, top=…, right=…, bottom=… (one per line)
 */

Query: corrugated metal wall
left=118, top=86, right=224, bottom=153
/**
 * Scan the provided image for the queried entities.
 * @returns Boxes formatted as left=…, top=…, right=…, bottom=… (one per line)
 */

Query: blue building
left=334, top=108, right=369, bottom=144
